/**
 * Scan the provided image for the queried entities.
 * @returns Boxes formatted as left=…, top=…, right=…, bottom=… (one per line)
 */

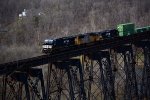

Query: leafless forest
left=0, top=0, right=150, bottom=63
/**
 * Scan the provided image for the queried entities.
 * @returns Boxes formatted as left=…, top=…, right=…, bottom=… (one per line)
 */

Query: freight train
left=42, top=23, right=150, bottom=53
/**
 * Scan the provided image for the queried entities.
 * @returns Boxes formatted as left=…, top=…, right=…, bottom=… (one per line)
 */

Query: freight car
left=42, top=23, right=150, bottom=53
left=117, top=23, right=135, bottom=36
left=135, top=26, right=150, bottom=33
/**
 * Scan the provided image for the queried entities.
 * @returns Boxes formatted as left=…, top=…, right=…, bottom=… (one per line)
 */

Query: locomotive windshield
left=44, top=39, right=54, bottom=44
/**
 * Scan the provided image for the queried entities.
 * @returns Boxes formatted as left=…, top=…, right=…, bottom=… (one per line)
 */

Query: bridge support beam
left=2, top=75, right=7, bottom=100
left=1, top=68, right=46, bottom=100
left=85, top=51, right=116, bottom=100
left=54, top=59, right=86, bottom=100
left=136, top=40, right=150, bottom=100
left=115, top=45, right=139, bottom=100
left=27, top=68, right=46, bottom=100
left=2, top=72, right=30, bottom=100
left=46, top=59, right=86, bottom=100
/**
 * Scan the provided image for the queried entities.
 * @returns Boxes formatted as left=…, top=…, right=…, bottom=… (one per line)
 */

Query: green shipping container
left=117, top=23, right=135, bottom=36
left=147, top=26, right=150, bottom=31
left=136, top=27, right=147, bottom=33
left=135, top=28, right=141, bottom=33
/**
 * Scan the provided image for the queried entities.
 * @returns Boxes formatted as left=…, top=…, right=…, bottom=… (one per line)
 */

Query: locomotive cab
left=42, top=39, right=54, bottom=53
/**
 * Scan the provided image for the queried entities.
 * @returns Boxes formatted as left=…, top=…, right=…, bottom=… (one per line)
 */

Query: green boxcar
left=135, top=27, right=147, bottom=33
left=117, top=23, right=135, bottom=36
left=147, top=26, right=150, bottom=31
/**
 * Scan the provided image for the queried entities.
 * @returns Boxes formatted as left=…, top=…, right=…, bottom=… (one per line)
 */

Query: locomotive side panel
left=75, top=35, right=85, bottom=45
left=88, top=33, right=103, bottom=42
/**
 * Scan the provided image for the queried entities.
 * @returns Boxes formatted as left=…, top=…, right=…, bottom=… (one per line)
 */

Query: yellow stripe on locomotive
left=89, top=33, right=103, bottom=42
left=75, top=35, right=85, bottom=45
left=75, top=33, right=103, bottom=45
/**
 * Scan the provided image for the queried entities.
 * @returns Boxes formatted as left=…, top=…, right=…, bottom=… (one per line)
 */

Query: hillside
left=0, top=0, right=150, bottom=63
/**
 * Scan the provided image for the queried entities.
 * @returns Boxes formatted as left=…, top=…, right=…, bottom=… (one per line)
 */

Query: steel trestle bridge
left=0, top=31, right=150, bottom=100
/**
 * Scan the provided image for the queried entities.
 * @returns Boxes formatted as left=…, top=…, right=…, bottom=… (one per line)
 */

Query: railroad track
left=0, top=31, right=150, bottom=75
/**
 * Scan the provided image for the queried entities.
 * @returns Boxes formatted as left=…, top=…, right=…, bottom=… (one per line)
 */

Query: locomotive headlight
left=42, top=45, right=52, bottom=48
